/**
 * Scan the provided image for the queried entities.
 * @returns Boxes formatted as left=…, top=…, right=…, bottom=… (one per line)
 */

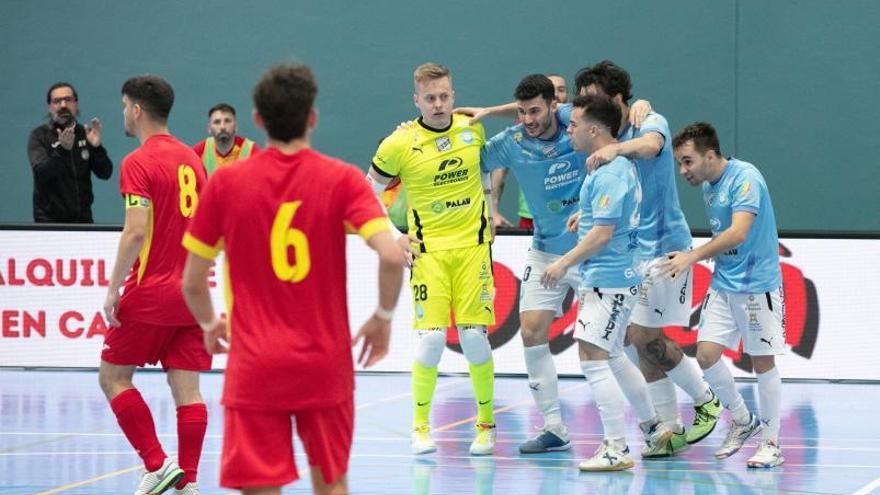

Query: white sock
left=666, top=356, right=713, bottom=405
left=703, top=360, right=750, bottom=424
left=623, top=343, right=639, bottom=366
left=647, top=378, right=682, bottom=432
left=523, top=344, right=562, bottom=429
left=581, top=360, right=626, bottom=441
left=757, top=367, right=782, bottom=443
left=608, top=354, right=657, bottom=424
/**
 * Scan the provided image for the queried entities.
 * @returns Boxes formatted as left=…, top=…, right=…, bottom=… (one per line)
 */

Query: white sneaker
left=578, top=439, right=635, bottom=472
left=174, top=483, right=200, bottom=494
left=715, top=413, right=763, bottom=459
left=747, top=440, right=784, bottom=468
left=469, top=422, right=496, bottom=455
left=641, top=420, right=674, bottom=458
left=411, top=424, right=437, bottom=455
left=135, top=457, right=184, bottom=495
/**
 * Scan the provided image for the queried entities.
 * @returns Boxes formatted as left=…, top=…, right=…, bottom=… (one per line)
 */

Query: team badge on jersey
left=460, top=130, right=474, bottom=144
left=81, top=149, right=90, bottom=160
left=435, top=136, right=451, bottom=152
left=513, top=132, right=523, bottom=143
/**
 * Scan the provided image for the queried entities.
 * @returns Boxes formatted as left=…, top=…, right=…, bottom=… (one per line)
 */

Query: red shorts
left=101, top=320, right=212, bottom=371
left=220, top=399, right=354, bottom=490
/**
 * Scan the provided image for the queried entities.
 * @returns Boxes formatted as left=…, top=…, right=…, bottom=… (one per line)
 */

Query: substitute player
left=100, top=75, right=210, bottom=495
left=664, top=122, right=784, bottom=468
left=481, top=74, right=585, bottom=453
left=542, top=94, right=673, bottom=471
left=182, top=64, right=405, bottom=495
left=368, top=63, right=497, bottom=456
left=576, top=60, right=721, bottom=456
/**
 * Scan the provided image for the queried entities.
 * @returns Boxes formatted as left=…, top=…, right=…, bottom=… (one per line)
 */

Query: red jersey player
left=100, top=75, right=211, bottom=495
left=181, top=64, right=405, bottom=495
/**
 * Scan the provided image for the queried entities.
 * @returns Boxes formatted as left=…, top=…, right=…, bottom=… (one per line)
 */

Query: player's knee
left=458, top=325, right=491, bottom=365
left=414, top=328, right=446, bottom=368
left=751, top=355, right=776, bottom=374
left=642, top=336, right=682, bottom=370
left=695, top=345, right=721, bottom=370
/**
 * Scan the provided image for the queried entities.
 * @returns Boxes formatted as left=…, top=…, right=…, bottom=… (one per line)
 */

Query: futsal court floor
left=1, top=370, right=879, bottom=494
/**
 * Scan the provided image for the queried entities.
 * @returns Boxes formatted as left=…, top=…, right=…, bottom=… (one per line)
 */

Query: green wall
left=2, top=0, right=878, bottom=230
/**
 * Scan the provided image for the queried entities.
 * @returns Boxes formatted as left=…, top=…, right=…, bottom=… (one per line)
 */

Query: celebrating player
left=480, top=74, right=584, bottom=453
left=664, top=121, right=785, bottom=468
left=576, top=60, right=721, bottom=456
left=542, top=94, right=673, bottom=471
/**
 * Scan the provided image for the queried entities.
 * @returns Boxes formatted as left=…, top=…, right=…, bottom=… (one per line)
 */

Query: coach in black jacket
left=27, top=82, right=113, bottom=223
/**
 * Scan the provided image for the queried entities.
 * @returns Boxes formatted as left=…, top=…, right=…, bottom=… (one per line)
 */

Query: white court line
left=853, top=476, right=880, bottom=495
left=5, top=428, right=879, bottom=444
left=3, top=431, right=880, bottom=452
left=4, top=450, right=880, bottom=470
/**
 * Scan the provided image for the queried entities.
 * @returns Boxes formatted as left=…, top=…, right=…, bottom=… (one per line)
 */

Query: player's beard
left=215, top=131, right=232, bottom=146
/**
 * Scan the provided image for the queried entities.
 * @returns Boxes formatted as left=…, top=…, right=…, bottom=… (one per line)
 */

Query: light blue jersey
left=578, top=156, right=643, bottom=288
left=482, top=110, right=585, bottom=255
left=703, top=158, right=782, bottom=293
left=618, top=111, right=692, bottom=259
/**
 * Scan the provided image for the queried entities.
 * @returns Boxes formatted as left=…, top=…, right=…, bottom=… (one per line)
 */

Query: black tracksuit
left=27, top=122, right=113, bottom=223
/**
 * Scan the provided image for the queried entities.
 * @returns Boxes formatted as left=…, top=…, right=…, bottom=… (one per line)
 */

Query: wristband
left=373, top=306, right=395, bottom=321
left=199, top=315, right=222, bottom=332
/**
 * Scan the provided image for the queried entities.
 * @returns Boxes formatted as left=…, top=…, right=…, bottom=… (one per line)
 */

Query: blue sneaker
left=519, top=427, right=571, bottom=454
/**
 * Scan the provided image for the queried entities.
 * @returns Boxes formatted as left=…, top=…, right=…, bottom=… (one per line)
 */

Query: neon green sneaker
left=642, top=427, right=689, bottom=458
left=686, top=392, right=722, bottom=444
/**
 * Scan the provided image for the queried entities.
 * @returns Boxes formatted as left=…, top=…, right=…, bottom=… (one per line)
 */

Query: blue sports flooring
left=1, top=370, right=879, bottom=494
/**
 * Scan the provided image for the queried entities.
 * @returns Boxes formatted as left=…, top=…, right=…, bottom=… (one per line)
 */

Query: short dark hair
left=208, top=103, right=236, bottom=118
left=514, top=74, right=555, bottom=103
left=571, top=94, right=623, bottom=138
left=672, top=122, right=722, bottom=155
left=253, top=63, right=318, bottom=142
left=46, top=82, right=78, bottom=104
left=574, top=60, right=633, bottom=103
left=121, top=75, right=175, bottom=123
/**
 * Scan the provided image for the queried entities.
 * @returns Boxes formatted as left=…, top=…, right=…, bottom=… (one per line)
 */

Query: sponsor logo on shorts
left=602, top=294, right=625, bottom=339
left=480, top=284, right=492, bottom=302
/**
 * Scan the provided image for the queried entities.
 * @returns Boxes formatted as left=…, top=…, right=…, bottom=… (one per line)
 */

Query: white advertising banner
left=0, top=230, right=877, bottom=380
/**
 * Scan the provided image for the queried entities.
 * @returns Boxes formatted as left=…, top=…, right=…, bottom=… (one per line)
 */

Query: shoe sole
left=747, top=456, right=785, bottom=468
left=519, top=442, right=573, bottom=454
left=578, top=459, right=635, bottom=472
left=412, top=446, right=437, bottom=455
left=149, top=468, right=184, bottom=495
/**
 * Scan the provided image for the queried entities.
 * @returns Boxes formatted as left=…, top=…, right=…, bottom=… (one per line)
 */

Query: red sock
left=176, top=403, right=208, bottom=488
left=110, top=389, right=166, bottom=471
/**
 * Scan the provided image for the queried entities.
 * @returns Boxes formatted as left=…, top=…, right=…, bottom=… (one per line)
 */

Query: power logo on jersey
left=544, top=160, right=580, bottom=190
left=433, top=157, right=467, bottom=186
